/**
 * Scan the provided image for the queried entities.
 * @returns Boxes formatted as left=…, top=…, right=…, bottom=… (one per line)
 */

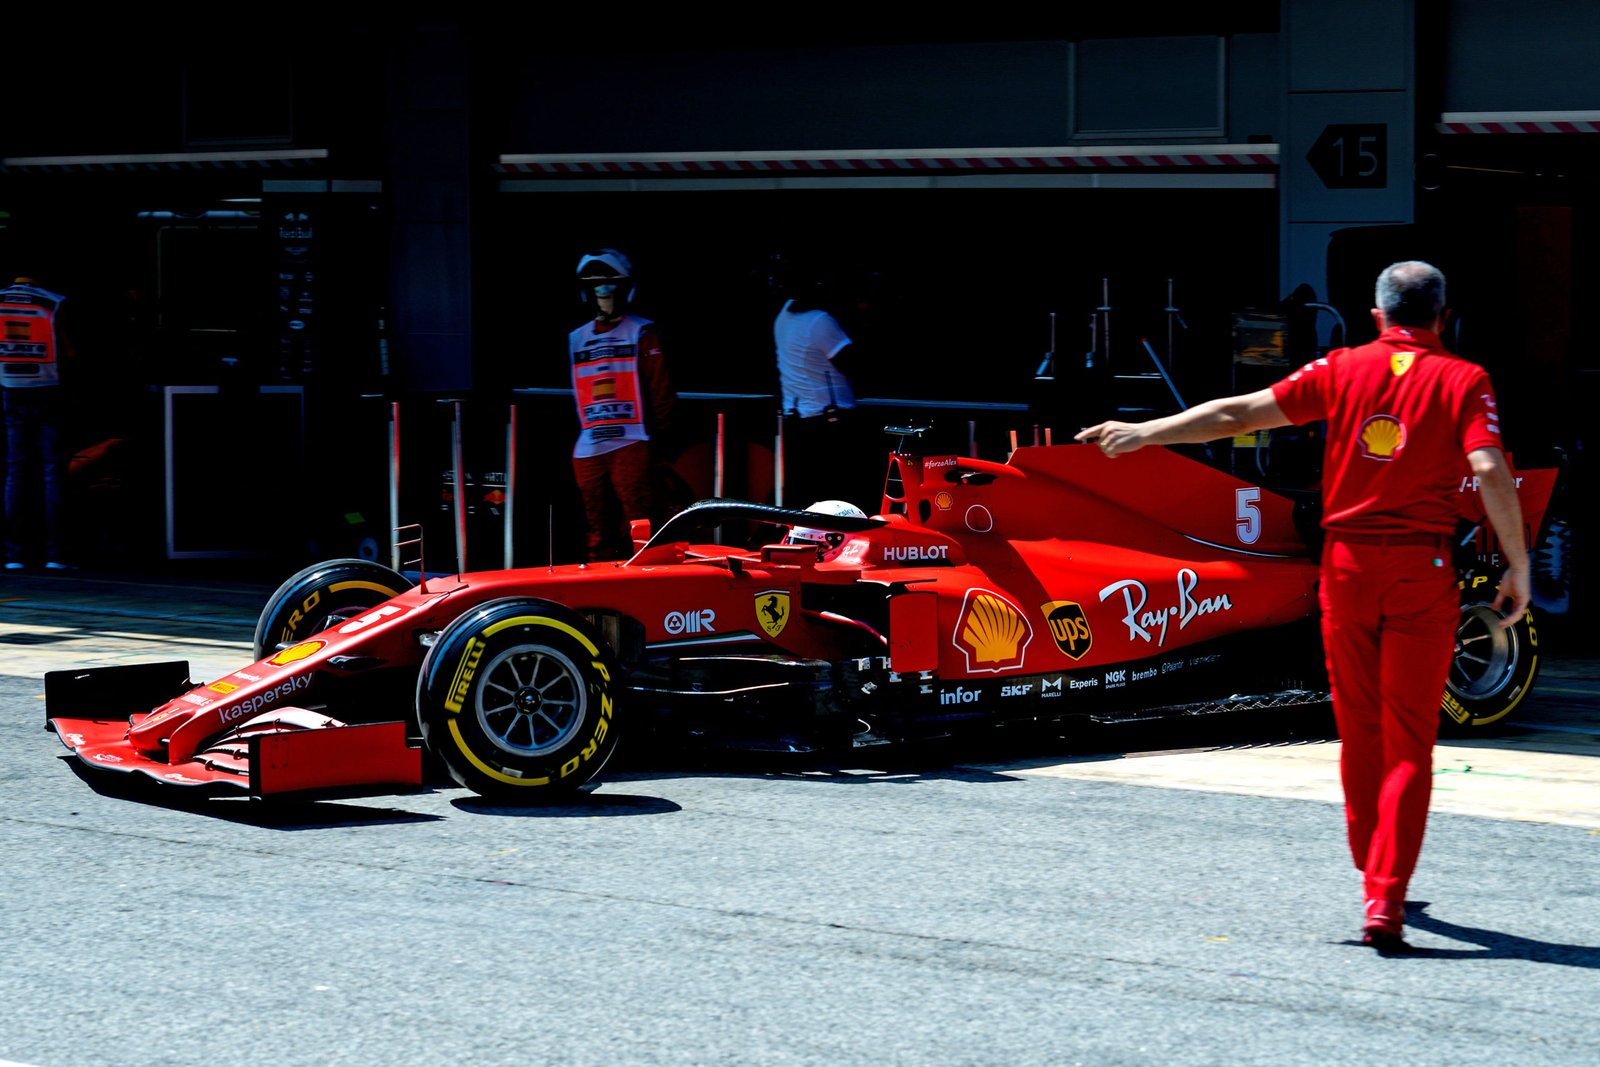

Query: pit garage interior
left=0, top=4, right=1592, bottom=635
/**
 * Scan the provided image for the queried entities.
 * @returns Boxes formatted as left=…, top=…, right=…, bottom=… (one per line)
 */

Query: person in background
left=770, top=252, right=873, bottom=510
left=1, top=272, right=76, bottom=571
left=1075, top=260, right=1529, bottom=955
left=568, top=248, right=678, bottom=562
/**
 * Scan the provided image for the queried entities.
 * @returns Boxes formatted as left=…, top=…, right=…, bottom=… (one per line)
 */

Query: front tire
left=253, top=558, right=414, bottom=661
left=416, top=598, right=621, bottom=801
left=1440, top=598, right=1539, bottom=734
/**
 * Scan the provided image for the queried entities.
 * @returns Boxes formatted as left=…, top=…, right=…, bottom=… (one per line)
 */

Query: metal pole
left=451, top=400, right=467, bottom=574
left=968, top=419, right=978, bottom=458
left=504, top=402, right=517, bottom=570
left=774, top=411, right=785, bottom=507
left=714, top=411, right=726, bottom=498
left=388, top=400, right=401, bottom=572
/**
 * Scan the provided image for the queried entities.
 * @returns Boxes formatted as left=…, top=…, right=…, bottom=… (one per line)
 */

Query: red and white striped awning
left=2, top=149, right=330, bottom=173
left=496, top=144, right=1280, bottom=175
left=1436, top=111, right=1600, bottom=135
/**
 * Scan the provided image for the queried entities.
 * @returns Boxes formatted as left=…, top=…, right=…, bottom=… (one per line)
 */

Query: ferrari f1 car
left=47, top=433, right=1556, bottom=802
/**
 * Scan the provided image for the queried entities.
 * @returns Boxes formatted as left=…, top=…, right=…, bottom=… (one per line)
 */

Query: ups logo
left=1042, top=601, right=1093, bottom=660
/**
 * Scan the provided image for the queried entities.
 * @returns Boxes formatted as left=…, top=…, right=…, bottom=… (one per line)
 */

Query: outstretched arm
left=1074, top=388, right=1292, bottom=457
left=1467, top=446, right=1531, bottom=629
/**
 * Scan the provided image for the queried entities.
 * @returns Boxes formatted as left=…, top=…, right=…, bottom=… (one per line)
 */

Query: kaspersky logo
left=953, top=588, right=1031, bottom=672
left=1041, top=600, right=1093, bottom=660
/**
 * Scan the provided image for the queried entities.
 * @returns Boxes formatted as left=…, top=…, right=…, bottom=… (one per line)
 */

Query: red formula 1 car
left=46, top=434, right=1557, bottom=802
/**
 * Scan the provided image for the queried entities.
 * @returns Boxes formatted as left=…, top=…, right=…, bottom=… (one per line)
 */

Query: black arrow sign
left=1307, top=123, right=1387, bottom=189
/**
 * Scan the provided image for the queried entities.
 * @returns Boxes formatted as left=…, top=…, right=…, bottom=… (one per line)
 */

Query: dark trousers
left=4, top=386, right=66, bottom=564
left=780, top=408, right=882, bottom=515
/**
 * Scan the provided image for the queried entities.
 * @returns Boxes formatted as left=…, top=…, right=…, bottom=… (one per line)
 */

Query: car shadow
left=64, top=756, right=447, bottom=828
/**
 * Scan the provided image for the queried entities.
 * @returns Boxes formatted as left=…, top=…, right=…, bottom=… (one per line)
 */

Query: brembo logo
left=665, top=609, right=716, bottom=635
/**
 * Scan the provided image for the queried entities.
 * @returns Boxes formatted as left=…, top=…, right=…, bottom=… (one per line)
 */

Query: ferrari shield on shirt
left=570, top=313, right=659, bottom=458
left=0, top=282, right=67, bottom=388
left=1270, top=325, right=1502, bottom=536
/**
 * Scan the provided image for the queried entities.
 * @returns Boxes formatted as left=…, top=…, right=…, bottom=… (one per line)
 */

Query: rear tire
left=416, top=597, right=621, bottom=801
left=253, top=558, right=413, bottom=661
left=1440, top=597, right=1539, bottom=734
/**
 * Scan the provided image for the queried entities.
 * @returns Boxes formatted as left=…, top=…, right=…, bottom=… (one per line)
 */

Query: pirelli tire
left=1439, top=595, right=1540, bottom=735
left=253, top=558, right=414, bottom=661
left=416, top=597, right=621, bottom=801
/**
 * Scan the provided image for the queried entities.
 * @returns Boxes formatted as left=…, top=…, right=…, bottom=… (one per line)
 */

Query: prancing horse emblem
left=757, top=589, right=791, bottom=638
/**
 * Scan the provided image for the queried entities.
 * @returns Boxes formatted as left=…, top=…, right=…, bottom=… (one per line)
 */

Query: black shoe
left=1362, top=928, right=1414, bottom=955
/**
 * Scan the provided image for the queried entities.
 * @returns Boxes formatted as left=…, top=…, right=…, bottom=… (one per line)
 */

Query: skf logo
left=269, top=640, right=324, bottom=666
left=1358, top=415, right=1406, bottom=460
left=953, top=588, right=1032, bottom=673
left=1040, top=676, right=1064, bottom=698
left=444, top=637, right=486, bottom=713
left=1390, top=351, right=1416, bottom=376
left=1001, top=684, right=1032, bottom=698
left=1042, top=601, right=1093, bottom=660
left=665, top=609, right=716, bottom=635
left=755, top=590, right=790, bottom=638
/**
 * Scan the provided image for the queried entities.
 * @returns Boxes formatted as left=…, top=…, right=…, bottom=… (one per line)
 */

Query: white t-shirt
left=774, top=300, right=856, bottom=418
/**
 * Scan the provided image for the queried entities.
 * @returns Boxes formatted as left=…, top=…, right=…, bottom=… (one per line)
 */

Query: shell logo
left=269, top=640, right=325, bottom=666
left=1359, top=415, right=1406, bottom=461
left=934, top=490, right=954, bottom=511
left=953, top=588, right=1032, bottom=672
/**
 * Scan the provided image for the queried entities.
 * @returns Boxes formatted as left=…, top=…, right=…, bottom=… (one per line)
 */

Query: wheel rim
left=474, top=643, right=587, bottom=757
left=1448, top=604, right=1520, bottom=701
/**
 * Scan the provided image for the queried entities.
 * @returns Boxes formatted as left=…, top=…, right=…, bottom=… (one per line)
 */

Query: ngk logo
left=664, top=608, right=717, bottom=635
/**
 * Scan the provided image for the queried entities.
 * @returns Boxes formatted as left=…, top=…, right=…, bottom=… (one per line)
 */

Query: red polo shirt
left=1271, top=325, right=1502, bottom=536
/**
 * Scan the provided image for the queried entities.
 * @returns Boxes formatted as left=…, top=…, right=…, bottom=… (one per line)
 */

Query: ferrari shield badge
left=1390, top=351, right=1416, bottom=376
left=756, top=589, right=790, bottom=638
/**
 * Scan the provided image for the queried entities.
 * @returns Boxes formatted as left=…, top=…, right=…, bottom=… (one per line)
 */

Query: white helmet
left=784, top=499, right=867, bottom=562
left=576, top=248, right=636, bottom=305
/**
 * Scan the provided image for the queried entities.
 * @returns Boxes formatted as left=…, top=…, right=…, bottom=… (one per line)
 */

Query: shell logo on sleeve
left=953, top=588, right=1032, bottom=672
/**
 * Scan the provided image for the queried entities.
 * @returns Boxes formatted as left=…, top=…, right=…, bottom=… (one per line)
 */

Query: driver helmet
left=576, top=248, right=636, bottom=307
left=784, top=499, right=867, bottom=562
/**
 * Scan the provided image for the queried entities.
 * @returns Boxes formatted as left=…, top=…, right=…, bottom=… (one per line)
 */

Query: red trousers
left=1319, top=536, right=1458, bottom=905
left=573, top=441, right=653, bottom=562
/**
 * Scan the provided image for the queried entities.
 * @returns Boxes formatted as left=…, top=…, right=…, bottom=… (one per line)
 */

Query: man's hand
left=1074, top=420, right=1149, bottom=457
left=1491, top=560, right=1532, bottom=630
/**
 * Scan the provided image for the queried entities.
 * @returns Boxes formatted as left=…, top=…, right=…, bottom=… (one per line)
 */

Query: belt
left=1326, top=531, right=1448, bottom=547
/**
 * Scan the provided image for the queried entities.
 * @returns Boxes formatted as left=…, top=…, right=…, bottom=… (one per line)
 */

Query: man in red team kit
left=1076, top=261, right=1530, bottom=954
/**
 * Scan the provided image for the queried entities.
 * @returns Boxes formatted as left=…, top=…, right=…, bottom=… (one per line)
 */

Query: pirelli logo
left=445, top=638, right=487, bottom=713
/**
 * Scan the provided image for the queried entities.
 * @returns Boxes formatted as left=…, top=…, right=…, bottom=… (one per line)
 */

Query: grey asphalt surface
left=2, top=569, right=1599, bottom=1066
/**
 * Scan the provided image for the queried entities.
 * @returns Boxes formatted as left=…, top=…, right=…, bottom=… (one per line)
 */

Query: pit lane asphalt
left=3, top=568, right=1599, bottom=1067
